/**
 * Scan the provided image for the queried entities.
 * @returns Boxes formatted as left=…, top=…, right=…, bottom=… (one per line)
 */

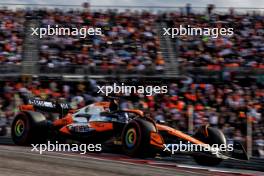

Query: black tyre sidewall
left=122, top=119, right=156, bottom=158
left=12, top=113, right=32, bottom=145
left=12, top=112, right=47, bottom=145
left=122, top=120, right=142, bottom=155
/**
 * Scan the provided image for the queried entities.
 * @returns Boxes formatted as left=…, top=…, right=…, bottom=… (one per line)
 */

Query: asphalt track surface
left=0, top=137, right=263, bottom=176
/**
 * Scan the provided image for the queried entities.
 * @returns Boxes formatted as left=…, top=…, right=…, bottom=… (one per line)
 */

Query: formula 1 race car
left=11, top=98, right=248, bottom=166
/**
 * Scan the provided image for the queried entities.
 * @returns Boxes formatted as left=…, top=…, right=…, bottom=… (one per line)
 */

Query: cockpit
left=72, top=104, right=128, bottom=123
left=74, top=104, right=105, bottom=116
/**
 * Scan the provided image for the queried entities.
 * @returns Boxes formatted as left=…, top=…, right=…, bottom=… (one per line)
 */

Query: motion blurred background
left=0, top=0, right=263, bottom=160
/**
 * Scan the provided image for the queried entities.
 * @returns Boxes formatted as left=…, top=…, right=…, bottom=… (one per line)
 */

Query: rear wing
left=19, top=98, right=72, bottom=116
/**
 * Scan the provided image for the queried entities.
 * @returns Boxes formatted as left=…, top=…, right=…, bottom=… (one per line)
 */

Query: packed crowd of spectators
left=39, top=9, right=165, bottom=74
left=162, top=8, right=264, bottom=70
left=0, top=78, right=263, bottom=157
left=0, top=7, right=263, bottom=74
left=0, top=8, right=25, bottom=65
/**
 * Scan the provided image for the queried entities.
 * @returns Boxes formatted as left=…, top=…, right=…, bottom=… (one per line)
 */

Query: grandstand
left=0, top=5, right=262, bottom=79
left=0, top=8, right=25, bottom=74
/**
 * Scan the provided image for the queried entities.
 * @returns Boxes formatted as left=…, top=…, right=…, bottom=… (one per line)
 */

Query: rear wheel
left=193, top=126, right=225, bottom=166
left=12, top=112, right=47, bottom=145
left=122, top=119, right=157, bottom=158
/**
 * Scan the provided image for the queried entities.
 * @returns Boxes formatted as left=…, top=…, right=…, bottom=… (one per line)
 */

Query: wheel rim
left=15, top=119, right=25, bottom=137
left=125, top=128, right=137, bottom=148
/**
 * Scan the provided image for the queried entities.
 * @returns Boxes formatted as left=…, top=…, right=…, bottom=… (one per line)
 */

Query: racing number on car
left=72, top=125, right=89, bottom=132
left=89, top=122, right=113, bottom=132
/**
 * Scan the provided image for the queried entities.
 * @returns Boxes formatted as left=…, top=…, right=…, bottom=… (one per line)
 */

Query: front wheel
left=122, top=118, right=157, bottom=158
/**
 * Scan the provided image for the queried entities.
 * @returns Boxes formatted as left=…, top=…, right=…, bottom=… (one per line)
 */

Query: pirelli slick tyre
left=122, top=118, right=157, bottom=158
left=11, top=111, right=47, bottom=145
left=193, top=126, right=226, bottom=166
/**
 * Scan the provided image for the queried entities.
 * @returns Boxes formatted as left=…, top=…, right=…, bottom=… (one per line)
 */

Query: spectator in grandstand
left=38, top=10, right=165, bottom=74
left=0, top=9, right=24, bottom=65
left=164, top=10, right=264, bottom=70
